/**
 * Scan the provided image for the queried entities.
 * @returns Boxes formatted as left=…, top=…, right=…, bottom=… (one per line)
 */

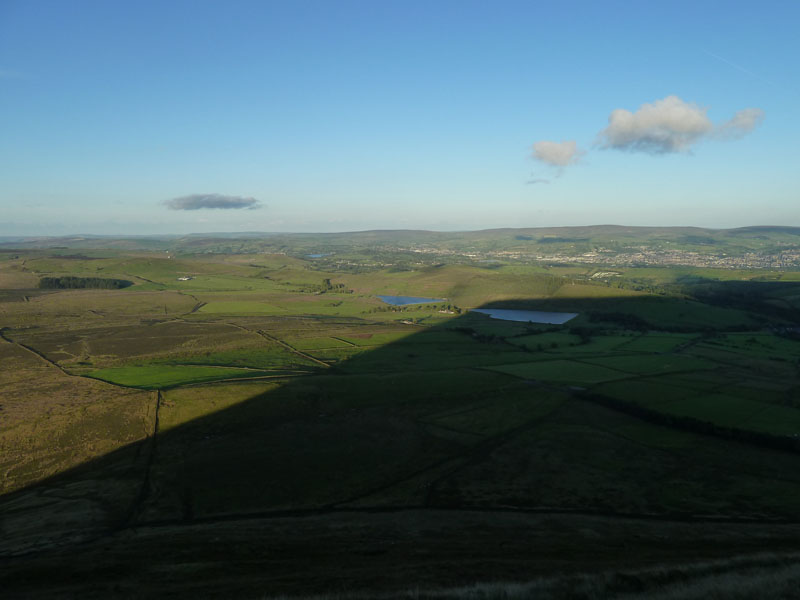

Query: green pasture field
left=687, top=345, right=800, bottom=380
left=581, top=353, right=716, bottom=376
left=338, top=332, right=535, bottom=374
left=483, top=264, right=557, bottom=275
left=590, top=369, right=800, bottom=436
left=284, top=336, right=355, bottom=350
left=717, top=381, right=789, bottom=402
left=336, top=331, right=416, bottom=346
left=603, top=298, right=759, bottom=329
left=657, top=394, right=774, bottom=428
left=664, top=370, right=746, bottom=390
left=160, top=275, right=284, bottom=292
left=114, top=256, right=257, bottom=279
left=146, top=346, right=319, bottom=369
left=487, top=359, right=627, bottom=385
left=424, top=390, right=566, bottom=437
left=364, top=312, right=455, bottom=326
left=550, top=281, right=642, bottom=299
left=86, top=365, right=279, bottom=389
left=305, top=346, right=366, bottom=363
left=614, top=333, right=698, bottom=353
left=453, top=312, right=536, bottom=337
left=592, top=378, right=698, bottom=405
left=508, top=332, right=583, bottom=350
left=345, top=265, right=460, bottom=297
left=744, top=404, right=800, bottom=436
left=610, top=266, right=778, bottom=284
left=547, top=335, right=635, bottom=354
left=216, top=252, right=311, bottom=270
left=536, top=265, right=590, bottom=277
left=704, top=333, right=800, bottom=359
left=198, top=295, right=377, bottom=317
left=300, top=328, right=518, bottom=365
left=198, top=300, right=291, bottom=314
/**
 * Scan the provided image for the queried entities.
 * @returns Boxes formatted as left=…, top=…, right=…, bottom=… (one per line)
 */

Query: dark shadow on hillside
left=485, top=282, right=800, bottom=328
left=3, top=292, right=800, bottom=597
left=670, top=278, right=800, bottom=322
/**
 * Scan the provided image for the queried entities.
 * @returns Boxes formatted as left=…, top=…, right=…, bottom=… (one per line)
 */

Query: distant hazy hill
left=2, top=225, right=800, bottom=255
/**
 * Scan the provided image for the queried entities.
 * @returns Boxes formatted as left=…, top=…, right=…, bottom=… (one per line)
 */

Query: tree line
left=38, top=276, right=134, bottom=290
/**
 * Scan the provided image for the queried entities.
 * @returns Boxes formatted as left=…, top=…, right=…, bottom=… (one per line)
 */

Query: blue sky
left=1, top=0, right=798, bottom=235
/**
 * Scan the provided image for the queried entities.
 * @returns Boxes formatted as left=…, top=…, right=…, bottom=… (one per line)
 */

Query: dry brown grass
left=0, top=337, right=153, bottom=495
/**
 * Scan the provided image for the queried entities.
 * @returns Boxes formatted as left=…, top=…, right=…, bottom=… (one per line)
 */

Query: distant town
left=392, top=246, right=800, bottom=269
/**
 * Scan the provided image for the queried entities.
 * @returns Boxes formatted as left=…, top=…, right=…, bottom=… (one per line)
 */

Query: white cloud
left=715, top=107, right=765, bottom=139
left=597, top=95, right=764, bottom=154
left=532, top=140, right=584, bottom=167
left=598, top=96, right=712, bottom=153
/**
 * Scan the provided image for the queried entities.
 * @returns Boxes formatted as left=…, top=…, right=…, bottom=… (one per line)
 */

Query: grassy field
left=85, top=365, right=284, bottom=388
left=0, top=336, right=154, bottom=496
left=487, top=359, right=628, bottom=384
left=2, top=245, right=800, bottom=598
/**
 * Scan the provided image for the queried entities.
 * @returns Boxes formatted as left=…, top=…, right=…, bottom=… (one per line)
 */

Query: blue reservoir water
left=472, top=308, right=578, bottom=324
left=306, top=253, right=332, bottom=258
left=377, top=295, right=444, bottom=306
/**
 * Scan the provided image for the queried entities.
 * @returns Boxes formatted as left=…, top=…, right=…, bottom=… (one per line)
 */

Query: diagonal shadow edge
left=2, top=291, right=800, bottom=562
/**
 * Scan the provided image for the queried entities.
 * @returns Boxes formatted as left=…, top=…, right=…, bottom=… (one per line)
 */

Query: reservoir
left=472, top=308, right=578, bottom=324
left=306, top=253, right=332, bottom=258
left=378, top=295, right=444, bottom=306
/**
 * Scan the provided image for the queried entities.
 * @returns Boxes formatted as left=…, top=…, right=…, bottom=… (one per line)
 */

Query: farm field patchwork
left=2, top=242, right=800, bottom=599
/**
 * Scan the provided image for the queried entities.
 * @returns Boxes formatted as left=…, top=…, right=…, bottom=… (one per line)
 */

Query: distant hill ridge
left=2, top=225, right=800, bottom=250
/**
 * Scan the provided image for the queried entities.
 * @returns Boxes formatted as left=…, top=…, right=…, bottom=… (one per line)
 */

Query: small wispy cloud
left=715, top=107, right=765, bottom=140
left=597, top=95, right=764, bottom=154
left=162, top=194, right=263, bottom=211
left=532, top=140, right=585, bottom=167
left=526, top=178, right=551, bottom=185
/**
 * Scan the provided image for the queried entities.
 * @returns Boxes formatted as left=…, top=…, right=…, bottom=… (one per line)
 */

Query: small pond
left=306, top=253, right=333, bottom=258
left=377, top=295, right=444, bottom=306
left=471, top=308, right=578, bottom=324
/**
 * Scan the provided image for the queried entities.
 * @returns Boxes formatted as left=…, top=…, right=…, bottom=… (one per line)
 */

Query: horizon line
left=2, top=224, right=800, bottom=240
